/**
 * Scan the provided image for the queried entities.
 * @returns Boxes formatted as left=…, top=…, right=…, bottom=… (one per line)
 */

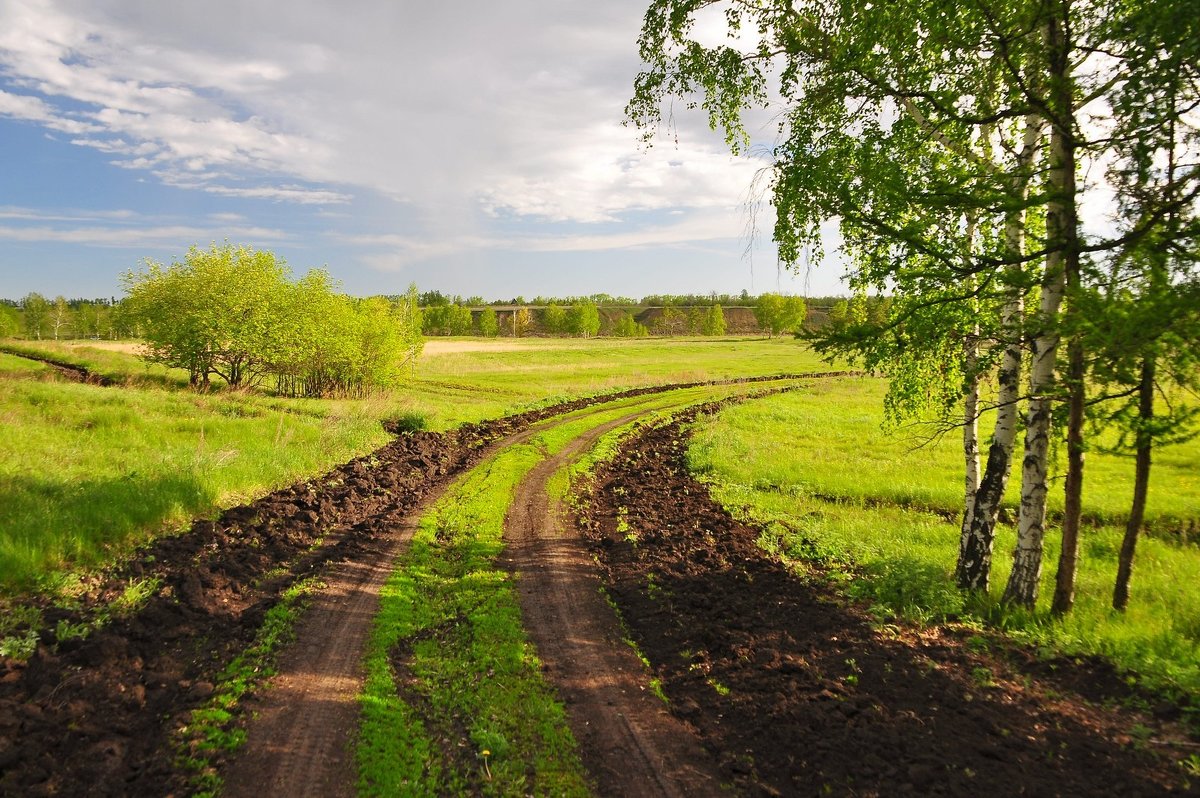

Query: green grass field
left=3, top=335, right=1197, bottom=709
left=688, top=378, right=1200, bottom=702
left=0, top=337, right=823, bottom=593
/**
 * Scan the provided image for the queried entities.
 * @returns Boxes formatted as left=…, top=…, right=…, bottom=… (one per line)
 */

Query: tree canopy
left=121, top=243, right=422, bottom=396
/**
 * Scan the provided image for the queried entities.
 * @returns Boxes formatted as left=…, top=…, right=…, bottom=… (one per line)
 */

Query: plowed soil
left=576, top=404, right=1199, bottom=797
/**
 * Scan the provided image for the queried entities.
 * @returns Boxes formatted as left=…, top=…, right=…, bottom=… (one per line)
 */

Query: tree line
left=632, top=0, right=1199, bottom=612
left=415, top=295, right=807, bottom=338
left=412, top=289, right=839, bottom=309
left=1, top=296, right=127, bottom=341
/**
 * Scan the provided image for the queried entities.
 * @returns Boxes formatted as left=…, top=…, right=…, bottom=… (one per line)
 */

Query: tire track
left=221, top=396, right=704, bottom=798
left=503, top=407, right=726, bottom=798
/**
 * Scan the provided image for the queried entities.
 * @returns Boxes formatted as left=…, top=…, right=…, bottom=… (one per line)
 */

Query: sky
left=0, top=0, right=848, bottom=302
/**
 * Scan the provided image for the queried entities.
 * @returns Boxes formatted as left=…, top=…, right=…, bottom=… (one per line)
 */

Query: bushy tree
left=701, top=305, right=726, bottom=336
left=566, top=301, right=601, bottom=337
left=121, top=243, right=422, bottom=396
left=395, top=284, right=424, bottom=374
left=512, top=307, right=532, bottom=338
left=613, top=312, right=649, bottom=338
left=542, top=304, right=567, bottom=335
left=49, top=296, right=72, bottom=341
left=447, top=304, right=474, bottom=336
left=478, top=306, right=499, bottom=337
left=754, top=294, right=806, bottom=338
left=652, top=306, right=686, bottom=335
left=122, top=244, right=289, bottom=388
left=0, top=304, right=19, bottom=338
left=21, top=293, right=48, bottom=340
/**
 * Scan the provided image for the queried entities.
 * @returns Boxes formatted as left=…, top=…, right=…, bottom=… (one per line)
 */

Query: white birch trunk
left=1003, top=24, right=1074, bottom=607
left=955, top=115, right=1040, bottom=592
left=961, top=331, right=981, bottom=536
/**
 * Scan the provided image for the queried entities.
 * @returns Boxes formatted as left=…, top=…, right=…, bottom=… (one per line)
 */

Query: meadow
left=0, top=336, right=825, bottom=593
left=3, top=335, right=1197, bottom=708
left=688, top=379, right=1200, bottom=701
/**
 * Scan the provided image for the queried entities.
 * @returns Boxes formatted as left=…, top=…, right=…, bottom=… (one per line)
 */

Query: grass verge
left=688, top=382, right=1200, bottom=717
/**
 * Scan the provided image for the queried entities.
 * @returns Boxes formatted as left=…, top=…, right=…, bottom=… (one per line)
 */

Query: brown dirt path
left=219, top=506, right=427, bottom=798
left=503, top=408, right=727, bottom=798
left=221, top=400, right=691, bottom=798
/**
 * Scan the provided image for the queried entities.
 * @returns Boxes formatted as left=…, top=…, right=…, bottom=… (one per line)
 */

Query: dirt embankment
left=0, top=345, right=115, bottom=386
left=577, top=406, right=1198, bottom=797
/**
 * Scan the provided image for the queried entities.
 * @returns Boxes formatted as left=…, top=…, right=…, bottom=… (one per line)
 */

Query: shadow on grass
left=0, top=471, right=217, bottom=593
left=850, top=555, right=967, bottom=624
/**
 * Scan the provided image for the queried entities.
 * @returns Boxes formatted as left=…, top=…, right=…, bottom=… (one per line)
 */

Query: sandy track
left=503, top=411, right=725, bottom=798
left=220, top=513, right=424, bottom=798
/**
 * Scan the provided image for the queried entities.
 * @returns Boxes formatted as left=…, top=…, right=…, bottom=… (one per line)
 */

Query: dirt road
left=503, top=409, right=726, bottom=797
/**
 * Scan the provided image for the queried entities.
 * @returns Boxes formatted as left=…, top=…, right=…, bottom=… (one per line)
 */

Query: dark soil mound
left=577, top=405, right=1198, bottom=797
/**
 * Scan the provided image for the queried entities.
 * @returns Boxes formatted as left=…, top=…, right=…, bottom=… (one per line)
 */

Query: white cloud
left=349, top=206, right=765, bottom=273
left=0, top=222, right=289, bottom=247
left=0, top=0, right=764, bottom=226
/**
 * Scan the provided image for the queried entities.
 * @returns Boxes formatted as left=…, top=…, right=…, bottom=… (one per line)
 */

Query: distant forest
left=0, top=290, right=886, bottom=341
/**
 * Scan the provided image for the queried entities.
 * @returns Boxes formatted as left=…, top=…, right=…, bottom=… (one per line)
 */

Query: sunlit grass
left=0, top=379, right=388, bottom=593
left=689, top=380, right=1200, bottom=701
left=0, top=337, right=823, bottom=595
left=404, top=336, right=830, bottom=429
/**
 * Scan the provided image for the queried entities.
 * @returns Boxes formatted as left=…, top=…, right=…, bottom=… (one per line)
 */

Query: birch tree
left=630, top=0, right=1199, bottom=612
left=629, top=0, right=1049, bottom=596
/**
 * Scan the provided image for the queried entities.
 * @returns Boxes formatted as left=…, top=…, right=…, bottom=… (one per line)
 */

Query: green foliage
left=542, top=303, right=567, bottom=335
left=753, top=294, right=806, bottom=338
left=121, top=244, right=289, bottom=388
left=22, top=293, right=48, bottom=340
left=478, top=306, right=499, bottom=338
left=121, top=244, right=420, bottom=397
left=652, top=306, right=686, bottom=335
left=701, top=304, right=726, bottom=336
left=0, top=304, right=18, bottom=338
left=564, top=301, right=601, bottom=337
left=446, top=304, right=474, bottom=336
left=613, top=312, right=649, bottom=338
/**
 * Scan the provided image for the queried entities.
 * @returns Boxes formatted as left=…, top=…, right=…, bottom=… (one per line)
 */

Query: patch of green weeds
left=707, top=677, right=732, bottom=696
left=0, top=629, right=39, bottom=660
left=971, top=666, right=996, bottom=688
left=111, top=576, right=161, bottom=616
